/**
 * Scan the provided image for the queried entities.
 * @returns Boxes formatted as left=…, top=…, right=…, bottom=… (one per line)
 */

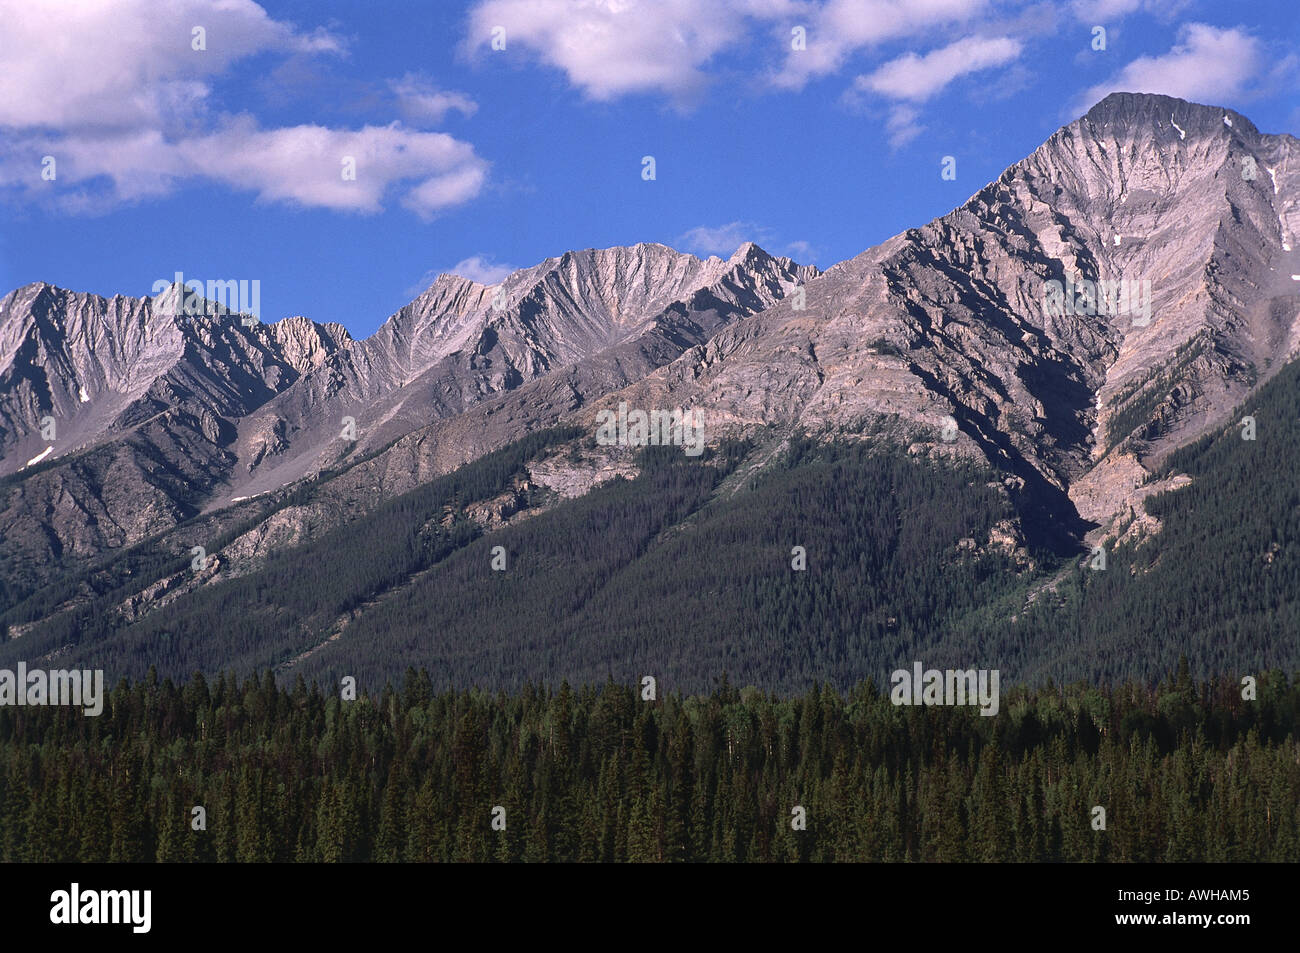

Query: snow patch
left=1268, top=168, right=1290, bottom=248
left=25, top=446, right=53, bottom=467
left=1170, top=116, right=1186, bottom=139
left=1223, top=115, right=1233, bottom=127
left=78, top=386, right=89, bottom=403
left=230, top=488, right=273, bottom=503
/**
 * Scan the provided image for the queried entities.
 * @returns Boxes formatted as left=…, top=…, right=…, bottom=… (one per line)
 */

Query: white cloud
left=408, top=255, right=517, bottom=294
left=465, top=0, right=804, bottom=104
left=465, top=0, right=1002, bottom=104
left=180, top=119, right=487, bottom=216
left=446, top=255, right=518, bottom=285
left=844, top=34, right=1020, bottom=149
left=401, top=165, right=490, bottom=219
left=857, top=35, right=1021, bottom=101
left=782, top=239, right=818, bottom=263
left=0, top=0, right=487, bottom=217
left=884, top=105, right=925, bottom=147
left=677, top=222, right=816, bottom=261
left=773, top=0, right=992, bottom=90
left=1070, top=0, right=1142, bottom=18
left=0, top=119, right=489, bottom=217
left=678, top=221, right=769, bottom=256
left=390, top=74, right=478, bottom=124
left=0, top=0, right=342, bottom=131
left=1073, top=23, right=1263, bottom=114
left=1069, top=0, right=1190, bottom=22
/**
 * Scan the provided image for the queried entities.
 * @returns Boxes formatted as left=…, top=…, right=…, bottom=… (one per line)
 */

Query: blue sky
left=1, top=0, right=1296, bottom=338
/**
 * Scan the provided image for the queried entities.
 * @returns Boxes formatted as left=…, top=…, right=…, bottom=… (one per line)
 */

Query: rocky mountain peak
left=2, top=95, right=1293, bottom=597
left=727, top=240, right=766, bottom=265
left=1082, top=91, right=1259, bottom=138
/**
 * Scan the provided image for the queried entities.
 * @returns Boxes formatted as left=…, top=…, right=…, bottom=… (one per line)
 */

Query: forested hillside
left=5, top=350, right=1299, bottom=692
left=3, top=428, right=1032, bottom=691
left=985, top=353, right=1300, bottom=684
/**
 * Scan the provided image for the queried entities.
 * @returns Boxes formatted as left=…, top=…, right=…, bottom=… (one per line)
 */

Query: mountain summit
left=1, top=93, right=1296, bottom=638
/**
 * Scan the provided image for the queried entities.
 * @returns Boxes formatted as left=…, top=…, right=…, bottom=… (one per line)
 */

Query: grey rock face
left=1, top=93, right=1295, bottom=611
left=0, top=243, right=813, bottom=593
left=0, top=283, right=350, bottom=588
left=0, top=283, right=350, bottom=472
left=231, top=241, right=816, bottom=495
left=593, top=93, right=1298, bottom=543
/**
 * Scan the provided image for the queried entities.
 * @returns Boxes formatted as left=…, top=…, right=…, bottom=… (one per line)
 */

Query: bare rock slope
left=1, top=93, right=1297, bottom=609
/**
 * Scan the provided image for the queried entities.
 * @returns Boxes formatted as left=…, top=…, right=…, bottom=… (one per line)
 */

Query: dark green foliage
left=0, top=427, right=583, bottom=677
left=6, top=354, right=1300, bottom=695
left=1000, top=353, right=1300, bottom=684
left=1105, top=332, right=1210, bottom=453
left=4, top=432, right=1025, bottom=693
left=0, top=669, right=1295, bottom=862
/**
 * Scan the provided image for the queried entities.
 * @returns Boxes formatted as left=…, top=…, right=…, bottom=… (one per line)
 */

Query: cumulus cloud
left=677, top=222, right=814, bottom=261
left=1073, top=23, right=1263, bottom=114
left=772, top=0, right=992, bottom=90
left=0, top=0, right=342, bottom=130
left=844, top=34, right=1020, bottom=148
left=782, top=239, right=818, bottom=263
left=465, top=0, right=805, bottom=104
left=463, top=0, right=1018, bottom=153
left=0, top=0, right=488, bottom=217
left=446, top=255, right=518, bottom=284
left=463, top=0, right=999, bottom=104
left=182, top=119, right=487, bottom=216
left=678, top=221, right=769, bottom=256
left=458, top=0, right=1027, bottom=151
left=464, top=0, right=1004, bottom=103
left=390, top=74, right=478, bottom=124
left=1069, top=0, right=1190, bottom=22
left=856, top=35, right=1021, bottom=101
left=407, top=255, right=517, bottom=296
left=883, top=105, right=925, bottom=147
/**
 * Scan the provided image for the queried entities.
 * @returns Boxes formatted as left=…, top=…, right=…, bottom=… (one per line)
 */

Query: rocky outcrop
left=230, top=241, right=817, bottom=495
left=585, top=93, right=1298, bottom=546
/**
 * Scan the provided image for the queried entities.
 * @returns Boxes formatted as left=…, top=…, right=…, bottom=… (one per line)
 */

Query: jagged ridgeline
left=2, top=93, right=1299, bottom=692
left=0, top=670, right=1296, bottom=862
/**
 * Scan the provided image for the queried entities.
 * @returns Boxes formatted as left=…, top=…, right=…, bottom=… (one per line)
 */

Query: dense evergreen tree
left=0, top=669, right=1296, bottom=862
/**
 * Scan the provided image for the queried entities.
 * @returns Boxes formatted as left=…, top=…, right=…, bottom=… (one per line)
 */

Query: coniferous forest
left=3, top=338, right=1300, bottom=867
left=1, top=665, right=1297, bottom=862
left=6, top=4, right=1300, bottom=918
left=5, top=351, right=1300, bottom=693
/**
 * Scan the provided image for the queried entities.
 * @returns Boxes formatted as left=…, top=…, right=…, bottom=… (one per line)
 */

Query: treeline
left=1, top=666, right=1297, bottom=862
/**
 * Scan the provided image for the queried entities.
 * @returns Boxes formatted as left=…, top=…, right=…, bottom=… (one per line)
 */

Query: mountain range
left=2, top=92, right=1297, bottom=691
